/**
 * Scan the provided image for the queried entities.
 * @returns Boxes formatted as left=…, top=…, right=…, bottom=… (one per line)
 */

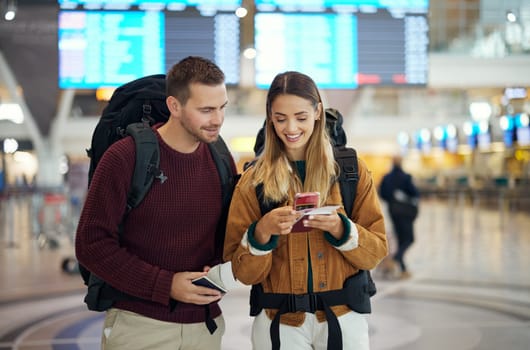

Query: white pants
left=251, top=310, right=369, bottom=350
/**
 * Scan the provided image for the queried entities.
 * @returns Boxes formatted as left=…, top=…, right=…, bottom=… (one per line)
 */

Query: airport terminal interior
left=1, top=0, right=530, bottom=349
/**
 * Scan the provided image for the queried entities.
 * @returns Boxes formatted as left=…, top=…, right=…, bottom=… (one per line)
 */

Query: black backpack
left=80, top=74, right=237, bottom=311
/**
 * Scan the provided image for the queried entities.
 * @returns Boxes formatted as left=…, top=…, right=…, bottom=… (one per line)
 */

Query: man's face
left=177, top=82, right=228, bottom=144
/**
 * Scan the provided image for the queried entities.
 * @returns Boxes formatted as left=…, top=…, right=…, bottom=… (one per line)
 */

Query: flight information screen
left=58, top=10, right=164, bottom=88
left=254, top=0, right=429, bottom=88
left=59, top=0, right=242, bottom=10
left=58, top=8, right=240, bottom=88
left=255, top=13, right=357, bottom=88
left=356, top=10, right=428, bottom=85
left=164, top=11, right=239, bottom=84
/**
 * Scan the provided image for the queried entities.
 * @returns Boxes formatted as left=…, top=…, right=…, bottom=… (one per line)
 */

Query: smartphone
left=292, top=192, right=320, bottom=232
left=294, top=192, right=320, bottom=212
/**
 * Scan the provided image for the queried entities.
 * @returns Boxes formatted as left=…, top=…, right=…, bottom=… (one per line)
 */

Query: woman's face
left=270, top=94, right=321, bottom=161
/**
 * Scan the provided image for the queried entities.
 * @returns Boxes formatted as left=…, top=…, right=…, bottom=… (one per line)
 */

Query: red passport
left=292, top=192, right=320, bottom=232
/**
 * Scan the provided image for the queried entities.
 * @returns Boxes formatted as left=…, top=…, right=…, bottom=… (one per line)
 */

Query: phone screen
left=294, top=192, right=320, bottom=212
left=292, top=192, right=320, bottom=232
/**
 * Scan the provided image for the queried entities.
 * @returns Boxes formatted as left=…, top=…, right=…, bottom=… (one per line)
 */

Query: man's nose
left=212, top=109, right=224, bottom=125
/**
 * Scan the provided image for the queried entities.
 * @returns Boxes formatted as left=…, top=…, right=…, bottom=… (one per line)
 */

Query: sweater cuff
left=245, top=221, right=279, bottom=254
left=152, top=269, right=174, bottom=305
left=324, top=213, right=359, bottom=251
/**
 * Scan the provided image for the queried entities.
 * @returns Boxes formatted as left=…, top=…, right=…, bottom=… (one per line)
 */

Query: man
left=75, top=56, right=237, bottom=349
left=379, top=155, right=419, bottom=279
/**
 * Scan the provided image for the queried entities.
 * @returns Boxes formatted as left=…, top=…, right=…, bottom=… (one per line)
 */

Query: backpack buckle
left=142, top=103, right=154, bottom=124
left=287, top=293, right=318, bottom=313
left=142, top=103, right=152, bottom=116
left=342, top=165, right=357, bottom=181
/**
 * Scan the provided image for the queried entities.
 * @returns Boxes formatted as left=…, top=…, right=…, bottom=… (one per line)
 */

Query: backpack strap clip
left=142, top=103, right=151, bottom=116
left=116, top=126, right=127, bottom=138
left=142, top=101, right=155, bottom=125
left=147, top=163, right=167, bottom=184
left=342, top=164, right=357, bottom=182
left=288, top=293, right=318, bottom=313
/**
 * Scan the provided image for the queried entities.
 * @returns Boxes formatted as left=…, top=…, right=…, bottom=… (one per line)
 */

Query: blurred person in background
left=379, top=155, right=419, bottom=279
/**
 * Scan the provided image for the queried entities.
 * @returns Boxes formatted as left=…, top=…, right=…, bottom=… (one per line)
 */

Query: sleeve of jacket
left=340, top=158, right=388, bottom=270
left=378, top=174, right=393, bottom=202
left=223, top=169, right=274, bottom=286
left=403, top=173, right=420, bottom=198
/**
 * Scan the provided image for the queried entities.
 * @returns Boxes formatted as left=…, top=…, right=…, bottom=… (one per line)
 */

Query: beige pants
left=101, top=308, right=225, bottom=350
left=251, top=310, right=369, bottom=350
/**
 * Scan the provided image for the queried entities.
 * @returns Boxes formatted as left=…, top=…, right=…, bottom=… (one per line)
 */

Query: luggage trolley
left=37, top=192, right=68, bottom=249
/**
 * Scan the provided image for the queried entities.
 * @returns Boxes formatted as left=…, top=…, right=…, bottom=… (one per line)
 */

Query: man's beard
left=180, top=113, right=219, bottom=144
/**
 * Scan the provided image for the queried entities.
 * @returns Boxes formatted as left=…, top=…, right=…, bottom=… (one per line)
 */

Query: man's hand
left=170, top=271, right=222, bottom=305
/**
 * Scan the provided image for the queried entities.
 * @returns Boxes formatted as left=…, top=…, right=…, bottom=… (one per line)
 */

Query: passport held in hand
left=292, top=192, right=340, bottom=232
left=192, top=261, right=239, bottom=293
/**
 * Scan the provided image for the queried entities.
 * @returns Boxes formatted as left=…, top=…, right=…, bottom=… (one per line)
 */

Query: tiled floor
left=0, top=193, right=529, bottom=349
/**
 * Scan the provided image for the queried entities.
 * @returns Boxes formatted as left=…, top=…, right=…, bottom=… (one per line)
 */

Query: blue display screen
left=59, top=0, right=242, bottom=9
left=255, top=0, right=428, bottom=10
left=58, top=11, right=164, bottom=88
left=58, top=9, right=240, bottom=88
left=255, top=13, right=357, bottom=88
left=254, top=1, right=429, bottom=88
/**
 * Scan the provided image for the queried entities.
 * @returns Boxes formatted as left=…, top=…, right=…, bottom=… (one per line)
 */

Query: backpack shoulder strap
left=126, top=122, right=161, bottom=211
left=208, top=137, right=237, bottom=208
left=333, top=146, right=359, bottom=217
left=207, top=137, right=238, bottom=259
left=255, top=183, right=277, bottom=215
left=333, top=147, right=376, bottom=294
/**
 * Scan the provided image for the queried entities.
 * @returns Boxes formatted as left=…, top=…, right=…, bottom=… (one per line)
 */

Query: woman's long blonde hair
left=252, top=71, right=338, bottom=206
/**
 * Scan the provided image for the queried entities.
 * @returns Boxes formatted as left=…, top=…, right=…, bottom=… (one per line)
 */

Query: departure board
left=254, top=1, right=429, bottom=88
left=59, top=0, right=242, bottom=10
left=255, top=0, right=428, bottom=11
left=164, top=12, right=239, bottom=85
left=58, top=8, right=240, bottom=88
left=58, top=11, right=164, bottom=88
left=357, top=10, right=428, bottom=85
left=255, top=13, right=357, bottom=89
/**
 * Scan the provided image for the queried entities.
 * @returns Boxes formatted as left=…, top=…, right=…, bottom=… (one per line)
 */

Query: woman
left=224, top=71, right=387, bottom=350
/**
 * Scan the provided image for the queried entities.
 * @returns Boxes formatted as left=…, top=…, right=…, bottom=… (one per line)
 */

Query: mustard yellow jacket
left=223, top=158, right=388, bottom=326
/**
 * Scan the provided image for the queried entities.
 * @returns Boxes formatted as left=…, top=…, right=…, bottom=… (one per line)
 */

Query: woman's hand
left=303, top=211, right=344, bottom=240
left=254, top=206, right=299, bottom=244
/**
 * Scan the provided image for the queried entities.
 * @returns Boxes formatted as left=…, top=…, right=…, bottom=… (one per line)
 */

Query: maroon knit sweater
left=75, top=128, right=228, bottom=323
